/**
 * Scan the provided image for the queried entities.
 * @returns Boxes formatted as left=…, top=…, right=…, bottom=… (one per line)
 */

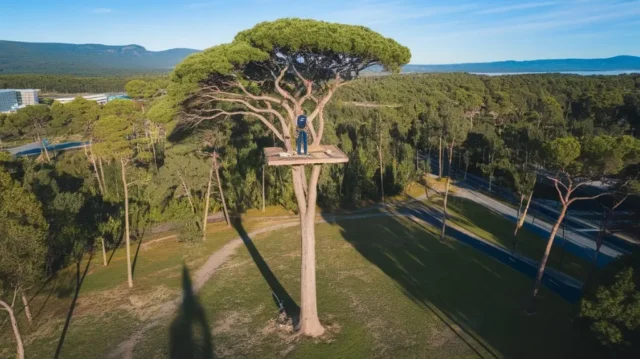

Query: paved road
left=393, top=204, right=583, bottom=302
left=453, top=183, right=621, bottom=266
left=421, top=154, right=631, bottom=264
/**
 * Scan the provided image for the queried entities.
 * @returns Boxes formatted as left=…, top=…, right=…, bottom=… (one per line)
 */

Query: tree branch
left=203, top=94, right=290, bottom=138
left=612, top=194, right=630, bottom=211
left=307, top=77, right=346, bottom=146
left=572, top=180, right=595, bottom=192
left=270, top=67, right=296, bottom=107
left=11, top=284, right=19, bottom=308
left=568, top=192, right=610, bottom=205
left=186, top=109, right=285, bottom=144
left=547, top=175, right=568, bottom=191
left=552, top=179, right=566, bottom=205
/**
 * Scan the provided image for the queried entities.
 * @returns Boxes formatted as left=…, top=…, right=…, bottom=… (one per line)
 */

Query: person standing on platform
left=296, top=110, right=308, bottom=156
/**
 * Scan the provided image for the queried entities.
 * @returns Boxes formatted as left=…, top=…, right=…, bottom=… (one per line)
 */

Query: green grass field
left=0, top=202, right=599, bottom=358
left=440, top=197, right=592, bottom=281
left=134, top=216, right=596, bottom=358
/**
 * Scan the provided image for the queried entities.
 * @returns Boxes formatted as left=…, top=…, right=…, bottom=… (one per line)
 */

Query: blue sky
left=1, top=0, right=639, bottom=64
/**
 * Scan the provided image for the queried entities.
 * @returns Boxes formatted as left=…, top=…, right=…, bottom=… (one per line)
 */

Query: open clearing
left=0, top=201, right=600, bottom=358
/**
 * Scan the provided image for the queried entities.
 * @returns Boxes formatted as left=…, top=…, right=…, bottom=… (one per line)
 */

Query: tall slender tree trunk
left=440, top=141, right=455, bottom=240
left=151, top=142, right=158, bottom=171
left=0, top=299, right=25, bottom=359
left=90, top=154, right=104, bottom=195
left=202, top=153, right=215, bottom=241
left=593, top=210, right=609, bottom=270
left=515, top=189, right=534, bottom=236
left=292, top=165, right=324, bottom=337
left=101, top=237, right=108, bottom=266
left=121, top=158, right=133, bottom=288
left=20, top=292, right=32, bottom=325
left=516, top=194, right=524, bottom=222
left=178, top=171, right=196, bottom=214
left=378, top=144, right=384, bottom=204
left=464, top=161, right=469, bottom=180
left=98, top=158, right=108, bottom=195
left=213, top=152, right=229, bottom=226
left=262, top=165, right=266, bottom=213
left=529, top=205, right=568, bottom=313
left=38, top=135, right=51, bottom=163
left=438, top=136, right=443, bottom=179
left=513, top=193, right=525, bottom=250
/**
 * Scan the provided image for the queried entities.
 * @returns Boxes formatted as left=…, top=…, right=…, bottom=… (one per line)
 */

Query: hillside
left=368, top=55, right=640, bottom=74
left=0, top=40, right=199, bottom=75
left=2, top=40, right=639, bottom=76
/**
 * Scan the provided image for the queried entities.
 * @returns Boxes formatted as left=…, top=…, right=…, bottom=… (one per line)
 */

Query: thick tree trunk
left=101, top=237, right=108, bottom=266
left=202, top=154, right=215, bottom=241
left=440, top=141, right=455, bottom=241
left=98, top=158, right=108, bottom=195
left=20, top=292, right=32, bottom=325
left=178, top=171, right=196, bottom=214
left=121, top=159, right=133, bottom=288
left=515, top=189, right=535, bottom=236
left=213, top=153, right=229, bottom=226
left=292, top=165, right=324, bottom=337
left=0, top=299, right=25, bottom=359
left=529, top=205, right=568, bottom=313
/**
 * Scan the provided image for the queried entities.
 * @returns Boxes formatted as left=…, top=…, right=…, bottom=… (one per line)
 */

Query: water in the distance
left=471, top=70, right=640, bottom=76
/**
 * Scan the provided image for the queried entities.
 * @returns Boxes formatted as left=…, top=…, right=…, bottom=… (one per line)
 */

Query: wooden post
left=262, top=165, right=266, bottom=213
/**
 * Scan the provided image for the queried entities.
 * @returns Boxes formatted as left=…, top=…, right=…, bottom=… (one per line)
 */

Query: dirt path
left=109, top=212, right=411, bottom=359
left=108, top=220, right=301, bottom=359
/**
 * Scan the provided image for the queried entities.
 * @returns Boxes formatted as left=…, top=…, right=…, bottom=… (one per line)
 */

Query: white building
left=16, top=89, right=39, bottom=106
left=54, top=94, right=108, bottom=105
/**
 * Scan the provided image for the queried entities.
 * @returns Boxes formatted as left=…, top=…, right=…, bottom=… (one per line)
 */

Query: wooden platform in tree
left=264, top=145, right=349, bottom=166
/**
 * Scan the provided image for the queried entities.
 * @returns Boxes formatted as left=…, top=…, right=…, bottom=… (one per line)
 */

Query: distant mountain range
left=0, top=40, right=199, bottom=75
left=396, top=55, right=640, bottom=74
left=0, top=40, right=639, bottom=76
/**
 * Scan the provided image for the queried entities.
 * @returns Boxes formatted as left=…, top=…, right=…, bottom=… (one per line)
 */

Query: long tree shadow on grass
left=53, top=254, right=93, bottom=359
left=131, top=238, right=143, bottom=277
left=323, top=202, right=596, bottom=359
left=169, top=265, right=214, bottom=359
left=233, top=219, right=301, bottom=326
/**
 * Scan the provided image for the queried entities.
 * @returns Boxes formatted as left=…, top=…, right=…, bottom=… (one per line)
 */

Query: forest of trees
left=0, top=74, right=166, bottom=94
left=2, top=69, right=640, bottom=355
